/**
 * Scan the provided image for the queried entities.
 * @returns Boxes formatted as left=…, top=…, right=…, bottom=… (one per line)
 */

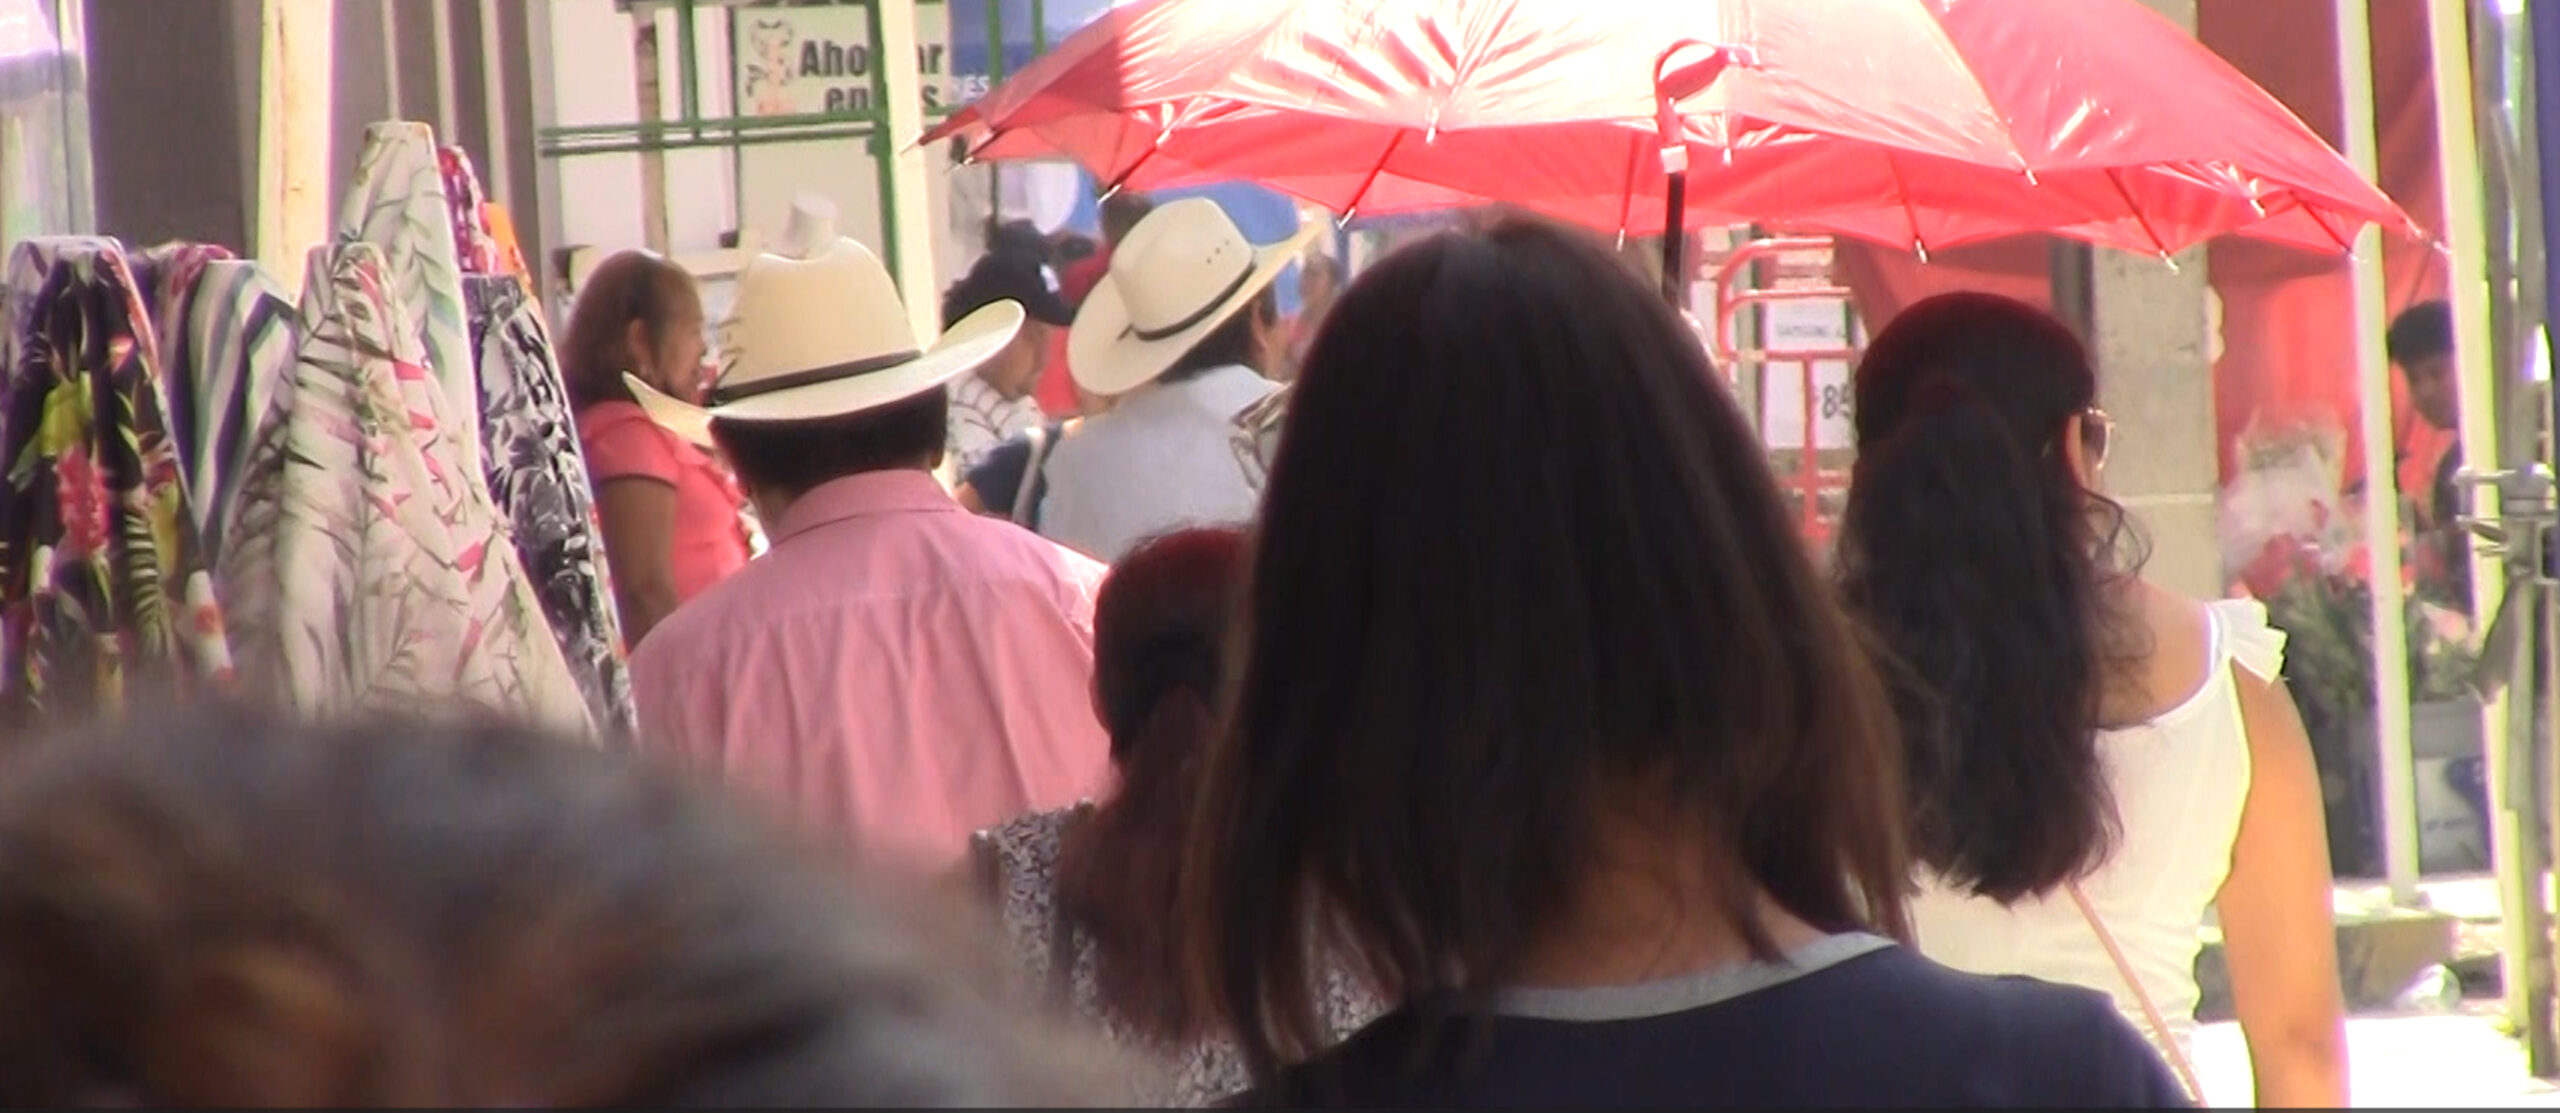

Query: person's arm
left=595, top=477, right=686, bottom=646
left=959, top=435, right=1035, bottom=523
left=2217, top=670, right=2350, bottom=1108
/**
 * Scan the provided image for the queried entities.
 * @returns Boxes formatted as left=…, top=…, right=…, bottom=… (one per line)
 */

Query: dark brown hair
left=1101, top=192, right=1157, bottom=248
left=1162, top=287, right=1277, bottom=384
left=1055, top=527, right=1247, bottom=1042
left=1182, top=215, right=1911, bottom=1085
left=710, top=389, right=951, bottom=499
left=1834, top=291, right=2142, bottom=903
left=0, top=705, right=1118, bottom=1106
left=560, top=251, right=702, bottom=410
left=2386, top=298, right=2453, bottom=369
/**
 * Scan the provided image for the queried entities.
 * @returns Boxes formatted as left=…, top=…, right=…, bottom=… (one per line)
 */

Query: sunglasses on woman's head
left=2079, top=407, right=2115, bottom=471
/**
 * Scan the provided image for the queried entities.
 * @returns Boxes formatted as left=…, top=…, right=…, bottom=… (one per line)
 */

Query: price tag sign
left=1758, top=299, right=1855, bottom=451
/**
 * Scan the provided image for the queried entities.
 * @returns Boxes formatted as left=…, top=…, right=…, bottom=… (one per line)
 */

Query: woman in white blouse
left=1835, top=292, right=2349, bottom=1107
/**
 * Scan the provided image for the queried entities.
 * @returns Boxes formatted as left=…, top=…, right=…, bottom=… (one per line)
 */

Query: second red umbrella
left=925, top=0, right=2417, bottom=301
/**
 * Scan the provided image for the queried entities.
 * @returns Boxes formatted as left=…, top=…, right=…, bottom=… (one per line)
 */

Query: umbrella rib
left=1616, top=131, right=1646, bottom=243
left=964, top=128, right=1004, bottom=164
left=1343, top=129, right=1411, bottom=221
left=1880, top=150, right=1931, bottom=261
left=1100, top=99, right=1205, bottom=195
left=2104, top=168, right=2175, bottom=259
left=2292, top=189, right=2359, bottom=255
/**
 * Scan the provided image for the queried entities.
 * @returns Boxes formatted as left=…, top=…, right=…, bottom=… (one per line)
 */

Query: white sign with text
left=735, top=3, right=970, bottom=119
left=1758, top=298, right=1855, bottom=451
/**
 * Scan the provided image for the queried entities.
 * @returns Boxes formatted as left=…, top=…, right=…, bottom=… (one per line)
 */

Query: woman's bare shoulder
left=2101, top=579, right=2216, bottom=725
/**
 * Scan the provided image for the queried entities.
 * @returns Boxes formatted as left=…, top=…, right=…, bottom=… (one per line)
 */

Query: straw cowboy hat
left=629, top=237, right=1024, bottom=447
left=1069, top=197, right=1322, bottom=397
left=773, top=192, right=839, bottom=260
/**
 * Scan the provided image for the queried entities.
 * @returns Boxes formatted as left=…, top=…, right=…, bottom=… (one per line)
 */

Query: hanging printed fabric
left=338, top=121, right=482, bottom=478
left=221, top=243, right=592, bottom=734
left=0, top=238, right=234, bottom=729
left=440, top=145, right=503, bottom=277
left=129, top=242, right=235, bottom=431
left=175, top=261, right=297, bottom=556
left=484, top=202, right=538, bottom=300
left=468, top=274, right=635, bottom=734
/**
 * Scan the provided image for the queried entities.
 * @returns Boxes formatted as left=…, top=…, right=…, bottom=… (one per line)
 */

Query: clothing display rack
left=0, top=120, right=628, bottom=739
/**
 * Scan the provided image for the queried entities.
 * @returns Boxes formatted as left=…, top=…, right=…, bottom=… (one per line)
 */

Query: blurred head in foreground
left=0, top=707, right=1117, bottom=1107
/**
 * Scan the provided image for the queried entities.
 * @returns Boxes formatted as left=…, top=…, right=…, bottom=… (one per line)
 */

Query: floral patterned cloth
left=439, top=145, right=503, bottom=277
left=221, top=243, right=590, bottom=734
left=339, top=121, right=481, bottom=480
left=979, top=805, right=1385, bottom=1106
left=469, top=274, right=634, bottom=736
left=0, top=238, right=233, bottom=729
left=1231, top=382, right=1289, bottom=495
left=484, top=202, right=538, bottom=300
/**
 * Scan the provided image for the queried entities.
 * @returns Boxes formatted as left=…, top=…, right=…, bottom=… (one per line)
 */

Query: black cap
left=943, top=250, right=1074, bottom=330
left=989, top=219, right=1052, bottom=267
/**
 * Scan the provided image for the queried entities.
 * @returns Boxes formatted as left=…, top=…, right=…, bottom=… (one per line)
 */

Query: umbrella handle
left=1653, top=40, right=1734, bottom=149
left=1653, top=42, right=1731, bottom=308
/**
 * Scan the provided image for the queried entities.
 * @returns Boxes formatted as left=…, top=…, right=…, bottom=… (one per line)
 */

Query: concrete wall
left=531, top=0, right=1016, bottom=309
left=82, top=0, right=259, bottom=250
left=330, top=0, right=548, bottom=285
left=2081, top=0, right=2223, bottom=599
left=80, top=0, right=548, bottom=282
left=535, top=0, right=738, bottom=264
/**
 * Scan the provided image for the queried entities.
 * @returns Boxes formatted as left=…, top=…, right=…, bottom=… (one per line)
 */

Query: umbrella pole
left=1660, top=171, right=1689, bottom=306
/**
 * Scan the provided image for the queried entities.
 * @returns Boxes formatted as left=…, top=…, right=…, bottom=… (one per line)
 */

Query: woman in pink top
left=563, top=252, right=752, bottom=644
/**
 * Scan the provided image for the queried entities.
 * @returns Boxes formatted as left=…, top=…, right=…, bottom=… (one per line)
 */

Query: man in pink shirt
left=624, top=234, right=1111, bottom=876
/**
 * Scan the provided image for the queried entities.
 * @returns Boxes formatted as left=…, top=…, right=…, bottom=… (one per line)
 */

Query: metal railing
left=1707, top=236, right=1859, bottom=547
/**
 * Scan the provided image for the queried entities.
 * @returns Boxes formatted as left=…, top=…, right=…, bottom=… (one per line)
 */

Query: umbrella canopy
left=925, top=0, right=2416, bottom=259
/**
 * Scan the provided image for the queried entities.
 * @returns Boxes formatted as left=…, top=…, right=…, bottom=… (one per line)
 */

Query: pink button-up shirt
left=630, top=469, right=1112, bottom=875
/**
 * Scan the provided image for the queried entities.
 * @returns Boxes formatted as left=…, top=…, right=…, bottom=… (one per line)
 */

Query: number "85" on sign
left=1818, top=383, right=1854, bottom=422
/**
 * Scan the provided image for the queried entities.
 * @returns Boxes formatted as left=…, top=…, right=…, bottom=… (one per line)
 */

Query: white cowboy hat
left=1069, top=197, right=1322, bottom=397
left=774, top=192, right=839, bottom=260
left=629, top=237, right=1024, bottom=447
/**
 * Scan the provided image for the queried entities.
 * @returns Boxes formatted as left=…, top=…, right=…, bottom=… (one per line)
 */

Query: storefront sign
left=736, top=2, right=962, bottom=118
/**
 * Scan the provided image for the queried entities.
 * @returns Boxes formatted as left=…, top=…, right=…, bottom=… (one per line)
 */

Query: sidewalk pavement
left=2194, top=1006, right=2560, bottom=1108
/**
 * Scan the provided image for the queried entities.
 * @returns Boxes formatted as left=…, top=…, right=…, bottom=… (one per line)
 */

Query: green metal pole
left=867, top=0, right=903, bottom=292
left=987, top=0, right=1008, bottom=82
left=676, top=0, right=703, bottom=140
left=1032, top=0, right=1047, bottom=52
left=986, top=0, right=1009, bottom=231
left=543, top=126, right=882, bottom=159
left=543, top=112, right=886, bottom=140
left=728, top=4, right=744, bottom=236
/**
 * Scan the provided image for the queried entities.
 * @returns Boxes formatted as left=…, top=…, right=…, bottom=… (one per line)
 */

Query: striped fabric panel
left=181, top=260, right=298, bottom=558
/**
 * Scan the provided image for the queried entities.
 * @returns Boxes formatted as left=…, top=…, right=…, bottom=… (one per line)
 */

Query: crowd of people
left=0, top=198, right=2353, bottom=1108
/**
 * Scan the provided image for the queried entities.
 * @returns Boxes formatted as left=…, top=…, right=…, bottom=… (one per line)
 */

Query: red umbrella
left=925, top=0, right=2416, bottom=299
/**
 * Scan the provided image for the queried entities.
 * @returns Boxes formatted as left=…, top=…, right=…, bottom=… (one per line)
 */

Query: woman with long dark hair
left=1187, top=218, right=2185, bottom=1108
left=973, top=527, right=1376, bottom=1106
left=1836, top=291, right=2346, bottom=1106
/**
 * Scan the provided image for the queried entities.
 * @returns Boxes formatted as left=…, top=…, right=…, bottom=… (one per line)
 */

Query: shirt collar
left=771, top=470, right=958, bottom=545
